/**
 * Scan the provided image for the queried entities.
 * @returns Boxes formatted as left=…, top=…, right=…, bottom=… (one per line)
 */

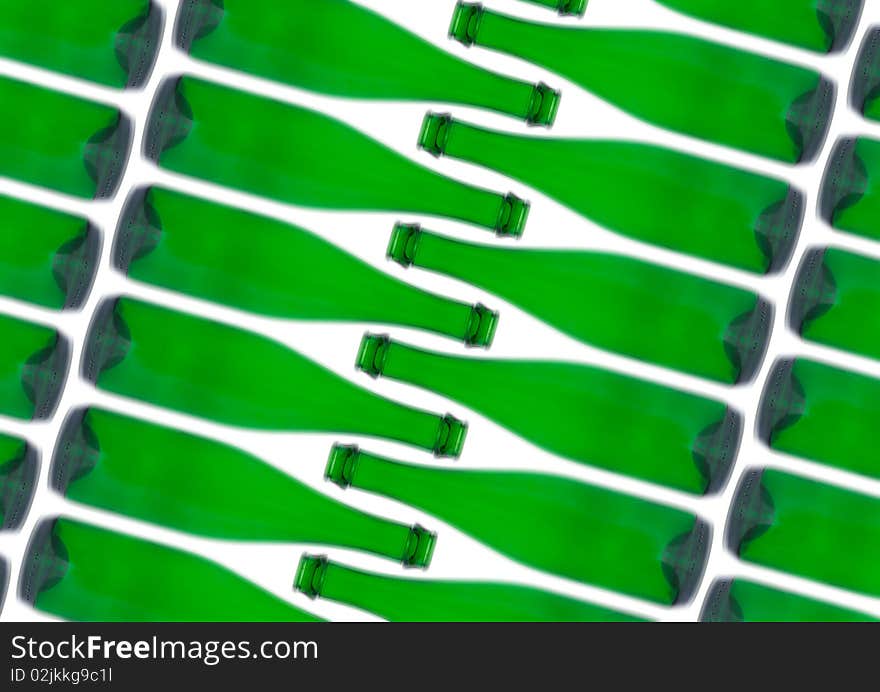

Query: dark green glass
left=0, top=0, right=162, bottom=88
left=789, top=247, right=880, bottom=363
left=758, top=357, right=880, bottom=480
left=81, top=297, right=467, bottom=457
left=654, top=0, right=863, bottom=53
left=417, top=113, right=802, bottom=273
left=355, top=333, right=740, bottom=494
left=389, top=224, right=772, bottom=383
left=850, top=28, right=880, bottom=120
left=0, top=431, right=38, bottom=530
left=295, top=554, right=644, bottom=621
left=19, top=517, right=322, bottom=622
left=0, top=75, right=131, bottom=199
left=820, top=136, right=880, bottom=242
left=518, top=0, right=587, bottom=16
left=144, top=75, right=529, bottom=237
left=0, top=193, right=100, bottom=310
left=0, top=312, right=69, bottom=421
left=700, top=578, right=876, bottom=622
left=175, top=0, right=559, bottom=126
left=52, top=406, right=436, bottom=568
left=449, top=2, right=833, bottom=163
left=727, top=468, right=880, bottom=598
left=326, top=445, right=709, bottom=605
left=113, top=186, right=497, bottom=347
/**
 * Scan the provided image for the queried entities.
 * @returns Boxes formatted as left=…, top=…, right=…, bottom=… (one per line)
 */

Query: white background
left=2, top=0, right=880, bottom=622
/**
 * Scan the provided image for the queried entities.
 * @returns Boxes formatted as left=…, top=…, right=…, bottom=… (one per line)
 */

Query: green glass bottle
left=653, top=0, right=863, bottom=54
left=144, top=75, right=528, bottom=237
left=518, top=0, right=587, bottom=16
left=0, top=193, right=100, bottom=310
left=820, top=137, right=880, bottom=242
left=0, top=75, right=131, bottom=199
left=727, top=468, right=880, bottom=598
left=355, top=333, right=740, bottom=494
left=758, top=357, right=880, bottom=480
left=389, top=224, right=772, bottom=384
left=700, top=578, right=876, bottom=622
left=81, top=297, right=466, bottom=457
left=789, top=247, right=880, bottom=363
left=113, top=186, right=497, bottom=347
left=417, top=114, right=802, bottom=273
left=295, top=554, right=644, bottom=621
left=850, top=28, right=880, bottom=120
left=448, top=3, right=833, bottom=163
left=52, top=406, right=436, bottom=568
left=175, top=0, right=559, bottom=126
left=0, top=431, right=38, bottom=530
left=326, top=445, right=709, bottom=605
left=0, top=0, right=162, bottom=88
left=19, top=517, right=322, bottom=622
left=0, top=312, right=69, bottom=421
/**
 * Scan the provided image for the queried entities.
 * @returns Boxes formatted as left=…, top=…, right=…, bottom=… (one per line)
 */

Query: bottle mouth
left=115, top=0, right=165, bottom=88
left=294, top=553, right=329, bottom=600
left=0, top=442, right=39, bottom=531
left=143, top=76, right=194, bottom=163
left=401, top=525, right=436, bottom=568
left=692, top=406, right=742, bottom=495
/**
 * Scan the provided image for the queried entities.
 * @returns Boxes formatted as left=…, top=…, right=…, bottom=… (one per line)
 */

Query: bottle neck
left=295, top=555, right=404, bottom=619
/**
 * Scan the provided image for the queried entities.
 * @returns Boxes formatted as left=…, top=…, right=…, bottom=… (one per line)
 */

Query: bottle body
left=0, top=0, right=161, bottom=87
left=758, top=358, right=880, bottom=480
left=175, top=0, right=559, bottom=125
left=449, top=3, right=833, bottom=163
left=820, top=137, right=880, bottom=242
left=389, top=224, right=772, bottom=383
left=0, top=312, right=69, bottom=421
left=355, top=334, right=740, bottom=495
left=113, top=186, right=497, bottom=347
left=417, top=114, right=803, bottom=273
left=295, top=554, right=643, bottom=621
left=52, top=407, right=436, bottom=567
left=0, top=194, right=100, bottom=310
left=850, top=28, right=880, bottom=120
left=789, top=247, right=880, bottom=363
left=727, top=469, right=880, bottom=597
left=654, top=0, right=863, bottom=53
left=144, top=75, right=529, bottom=236
left=81, top=297, right=466, bottom=457
left=0, top=75, right=131, bottom=198
left=20, top=517, right=321, bottom=622
left=326, top=445, right=710, bottom=605
left=700, top=578, right=875, bottom=622
left=0, top=432, right=38, bottom=530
